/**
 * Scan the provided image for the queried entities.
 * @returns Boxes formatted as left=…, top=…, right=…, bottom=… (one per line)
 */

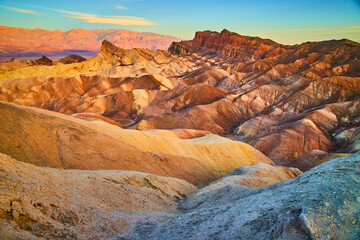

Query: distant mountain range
left=0, top=26, right=181, bottom=59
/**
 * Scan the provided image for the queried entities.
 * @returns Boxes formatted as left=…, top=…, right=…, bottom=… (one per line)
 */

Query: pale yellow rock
left=132, top=89, right=151, bottom=113
left=194, top=162, right=302, bottom=194
left=152, top=74, right=174, bottom=89
left=0, top=101, right=273, bottom=186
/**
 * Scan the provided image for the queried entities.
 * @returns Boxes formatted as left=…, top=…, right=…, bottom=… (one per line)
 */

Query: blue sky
left=0, top=0, right=359, bottom=44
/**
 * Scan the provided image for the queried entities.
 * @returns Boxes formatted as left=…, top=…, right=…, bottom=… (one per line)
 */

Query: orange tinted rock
left=254, top=119, right=335, bottom=163
left=0, top=101, right=273, bottom=186
left=1, top=30, right=359, bottom=163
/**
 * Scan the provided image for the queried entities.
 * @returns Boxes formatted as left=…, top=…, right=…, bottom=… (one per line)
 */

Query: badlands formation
left=1, top=29, right=359, bottom=163
left=0, top=29, right=359, bottom=239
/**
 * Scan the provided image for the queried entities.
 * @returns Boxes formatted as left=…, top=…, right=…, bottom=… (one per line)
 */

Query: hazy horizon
left=2, top=25, right=360, bottom=46
left=0, top=0, right=359, bottom=45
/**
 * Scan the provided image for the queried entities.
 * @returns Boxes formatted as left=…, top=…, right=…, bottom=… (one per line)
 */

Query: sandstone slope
left=209, top=162, right=302, bottom=189
left=0, top=153, right=196, bottom=239
left=0, top=150, right=303, bottom=240
left=0, top=101, right=272, bottom=186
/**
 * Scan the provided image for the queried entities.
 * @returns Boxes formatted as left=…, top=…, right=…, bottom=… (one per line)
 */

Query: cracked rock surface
left=117, top=152, right=360, bottom=240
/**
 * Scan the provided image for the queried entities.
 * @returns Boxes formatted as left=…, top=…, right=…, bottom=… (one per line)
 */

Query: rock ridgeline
left=0, top=54, right=87, bottom=71
left=169, top=29, right=283, bottom=61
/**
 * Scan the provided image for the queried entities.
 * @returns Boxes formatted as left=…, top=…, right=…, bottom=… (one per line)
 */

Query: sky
left=0, top=0, right=359, bottom=44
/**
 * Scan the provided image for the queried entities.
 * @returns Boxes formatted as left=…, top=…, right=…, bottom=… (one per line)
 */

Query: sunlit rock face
left=0, top=29, right=359, bottom=163
left=0, top=101, right=273, bottom=186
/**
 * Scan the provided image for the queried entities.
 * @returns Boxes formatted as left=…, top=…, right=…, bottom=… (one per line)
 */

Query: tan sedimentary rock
left=194, top=162, right=302, bottom=190
left=0, top=101, right=273, bottom=186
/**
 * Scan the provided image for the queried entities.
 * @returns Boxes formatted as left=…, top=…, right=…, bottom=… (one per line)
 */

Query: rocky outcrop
left=92, top=39, right=174, bottom=68
left=285, top=150, right=329, bottom=171
left=169, top=29, right=283, bottom=61
left=0, top=56, right=53, bottom=70
left=117, top=152, right=360, bottom=240
left=333, top=126, right=360, bottom=153
left=0, top=101, right=273, bottom=186
left=57, top=54, right=87, bottom=64
left=287, top=150, right=351, bottom=172
left=0, top=54, right=86, bottom=71
left=32, top=56, right=53, bottom=66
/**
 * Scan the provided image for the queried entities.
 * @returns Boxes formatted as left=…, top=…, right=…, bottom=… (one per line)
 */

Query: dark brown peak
left=221, top=29, right=232, bottom=36
left=100, top=39, right=119, bottom=54
left=303, top=38, right=359, bottom=45
left=169, top=29, right=286, bottom=57
left=298, top=38, right=360, bottom=51
left=57, top=54, right=87, bottom=64
left=40, top=55, right=49, bottom=59
left=195, top=29, right=280, bottom=45
left=194, top=31, right=201, bottom=37
left=33, top=55, right=53, bottom=65
left=102, top=39, right=115, bottom=47
left=339, top=39, right=360, bottom=47
left=194, top=30, right=212, bottom=39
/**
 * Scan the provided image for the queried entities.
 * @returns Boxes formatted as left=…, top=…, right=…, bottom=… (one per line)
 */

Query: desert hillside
left=0, top=101, right=275, bottom=186
left=1, top=150, right=358, bottom=239
left=0, top=28, right=359, bottom=239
